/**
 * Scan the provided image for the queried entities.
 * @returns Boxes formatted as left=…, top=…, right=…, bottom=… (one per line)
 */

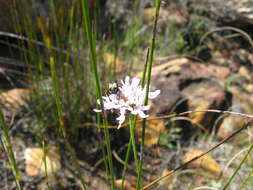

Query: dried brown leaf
left=24, top=147, right=61, bottom=176
left=182, top=150, right=222, bottom=179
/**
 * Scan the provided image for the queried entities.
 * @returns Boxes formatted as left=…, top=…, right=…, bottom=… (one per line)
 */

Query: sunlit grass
left=0, top=106, right=22, bottom=190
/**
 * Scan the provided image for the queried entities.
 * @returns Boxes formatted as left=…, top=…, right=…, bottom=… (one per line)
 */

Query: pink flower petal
left=132, top=78, right=140, bottom=87
left=93, top=109, right=102, bottom=112
left=149, top=90, right=160, bottom=99
left=116, top=109, right=126, bottom=129
left=137, top=110, right=149, bottom=118
left=141, top=105, right=150, bottom=110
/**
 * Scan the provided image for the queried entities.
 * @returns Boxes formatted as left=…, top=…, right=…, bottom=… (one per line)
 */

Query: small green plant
left=159, top=123, right=182, bottom=149
left=183, top=14, right=207, bottom=53
left=160, top=22, right=186, bottom=54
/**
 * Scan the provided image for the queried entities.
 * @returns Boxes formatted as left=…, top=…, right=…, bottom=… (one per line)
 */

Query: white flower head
left=94, top=76, right=160, bottom=129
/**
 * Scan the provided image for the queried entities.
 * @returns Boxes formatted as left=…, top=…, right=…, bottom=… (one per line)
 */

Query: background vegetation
left=0, top=0, right=253, bottom=189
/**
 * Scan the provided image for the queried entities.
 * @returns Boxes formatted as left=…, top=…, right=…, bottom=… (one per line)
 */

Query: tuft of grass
left=0, top=106, right=22, bottom=190
left=7, top=0, right=102, bottom=189
left=49, top=51, right=87, bottom=190
left=9, top=0, right=95, bottom=140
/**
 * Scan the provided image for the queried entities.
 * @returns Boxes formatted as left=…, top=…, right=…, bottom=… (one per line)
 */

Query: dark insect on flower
left=106, top=80, right=122, bottom=96
left=94, top=76, right=160, bottom=129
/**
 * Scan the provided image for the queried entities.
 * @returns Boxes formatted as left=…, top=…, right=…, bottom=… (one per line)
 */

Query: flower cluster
left=94, top=76, right=160, bottom=129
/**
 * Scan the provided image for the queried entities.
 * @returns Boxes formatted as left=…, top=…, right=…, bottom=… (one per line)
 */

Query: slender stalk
left=102, top=121, right=115, bottom=190
left=81, top=1, right=115, bottom=189
left=129, top=115, right=139, bottom=169
left=121, top=140, right=132, bottom=190
left=0, top=106, right=22, bottom=190
left=42, top=140, right=52, bottom=190
left=81, top=1, right=102, bottom=99
left=222, top=142, right=253, bottom=190
left=49, top=57, right=66, bottom=137
left=96, top=92, right=110, bottom=178
left=49, top=57, right=87, bottom=190
left=49, top=0, right=60, bottom=46
left=140, top=48, right=150, bottom=86
left=144, top=0, right=161, bottom=105
left=137, top=1, right=161, bottom=189
left=238, top=168, right=253, bottom=190
left=121, top=48, right=150, bottom=187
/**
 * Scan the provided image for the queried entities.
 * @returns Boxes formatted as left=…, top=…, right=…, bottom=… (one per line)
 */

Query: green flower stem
left=136, top=46, right=149, bottom=190
left=129, top=115, right=139, bottom=168
left=0, top=106, right=22, bottom=190
left=238, top=167, right=253, bottom=190
left=96, top=103, right=110, bottom=178
left=129, top=115, right=143, bottom=190
left=42, top=140, right=52, bottom=190
left=140, top=48, right=150, bottom=87
left=81, top=1, right=115, bottom=189
left=121, top=140, right=132, bottom=190
left=102, top=119, right=115, bottom=190
left=122, top=53, right=150, bottom=187
left=121, top=115, right=140, bottom=190
left=222, top=142, right=253, bottom=190
left=144, top=0, right=161, bottom=105
left=137, top=1, right=161, bottom=189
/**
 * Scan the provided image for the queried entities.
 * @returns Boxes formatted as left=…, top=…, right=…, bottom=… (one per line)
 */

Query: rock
left=149, top=58, right=229, bottom=125
left=136, top=118, right=165, bottom=147
left=239, top=66, right=252, bottom=81
left=150, top=73, right=181, bottom=114
left=243, top=83, right=253, bottom=93
left=148, top=58, right=188, bottom=114
left=182, top=149, right=223, bottom=179
left=115, top=179, right=135, bottom=190
left=0, top=88, right=30, bottom=116
left=181, top=80, right=226, bottom=128
left=24, top=147, right=61, bottom=176
left=217, top=114, right=245, bottom=141
left=143, top=8, right=189, bottom=26
left=217, top=87, right=253, bottom=142
left=183, top=0, right=253, bottom=27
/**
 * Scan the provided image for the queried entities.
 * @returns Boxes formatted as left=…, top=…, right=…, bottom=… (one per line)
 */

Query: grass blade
left=222, top=142, right=253, bottom=190
left=0, top=106, right=23, bottom=190
left=137, top=1, right=161, bottom=189
left=49, top=57, right=87, bottom=190
left=81, top=1, right=115, bottom=189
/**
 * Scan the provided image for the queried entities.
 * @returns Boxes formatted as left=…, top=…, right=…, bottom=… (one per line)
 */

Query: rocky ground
left=1, top=0, right=253, bottom=189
